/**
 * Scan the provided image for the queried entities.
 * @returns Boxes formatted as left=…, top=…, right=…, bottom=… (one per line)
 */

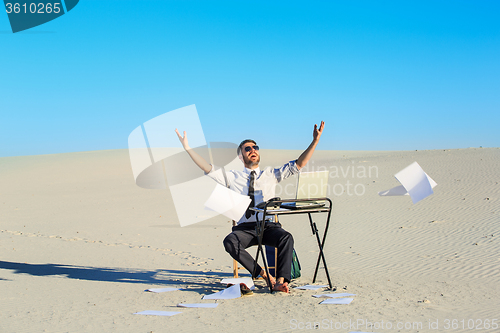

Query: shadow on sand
left=0, top=260, right=242, bottom=293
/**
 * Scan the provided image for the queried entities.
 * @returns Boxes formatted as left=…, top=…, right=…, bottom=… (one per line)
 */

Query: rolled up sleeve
left=273, top=160, right=300, bottom=182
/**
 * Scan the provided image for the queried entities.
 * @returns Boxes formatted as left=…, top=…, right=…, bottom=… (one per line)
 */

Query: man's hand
left=313, top=121, right=325, bottom=142
left=175, top=128, right=212, bottom=173
left=175, top=128, right=190, bottom=150
left=296, top=121, right=325, bottom=170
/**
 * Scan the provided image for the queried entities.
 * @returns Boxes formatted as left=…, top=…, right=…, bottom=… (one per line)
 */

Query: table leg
left=308, top=213, right=333, bottom=289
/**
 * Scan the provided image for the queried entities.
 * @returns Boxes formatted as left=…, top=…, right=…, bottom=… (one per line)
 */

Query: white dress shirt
left=206, top=160, right=299, bottom=224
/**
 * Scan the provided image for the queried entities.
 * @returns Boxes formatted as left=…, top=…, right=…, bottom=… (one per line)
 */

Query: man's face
left=240, top=142, right=260, bottom=168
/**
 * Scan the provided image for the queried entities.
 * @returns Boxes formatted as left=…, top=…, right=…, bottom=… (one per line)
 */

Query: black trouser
left=223, top=221, right=294, bottom=283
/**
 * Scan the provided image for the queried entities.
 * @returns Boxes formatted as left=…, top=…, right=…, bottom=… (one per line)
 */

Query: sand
left=1, top=147, right=499, bottom=332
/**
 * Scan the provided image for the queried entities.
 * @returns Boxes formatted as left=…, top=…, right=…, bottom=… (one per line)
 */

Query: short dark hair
left=237, top=139, right=257, bottom=156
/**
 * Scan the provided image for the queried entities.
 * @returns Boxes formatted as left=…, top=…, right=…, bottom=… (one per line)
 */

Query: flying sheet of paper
left=379, top=162, right=437, bottom=204
left=220, top=278, right=255, bottom=290
left=313, top=293, right=356, bottom=298
left=145, top=288, right=182, bottom=293
left=204, top=184, right=251, bottom=221
left=202, top=284, right=241, bottom=300
left=294, top=284, right=329, bottom=290
left=177, top=303, right=218, bottom=308
left=133, top=310, right=182, bottom=316
left=320, top=297, right=354, bottom=305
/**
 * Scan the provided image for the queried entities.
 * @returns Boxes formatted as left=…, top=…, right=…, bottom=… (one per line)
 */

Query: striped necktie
left=245, top=171, right=256, bottom=219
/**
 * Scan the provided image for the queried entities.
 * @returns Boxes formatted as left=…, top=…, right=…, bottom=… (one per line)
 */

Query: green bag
left=291, top=249, right=301, bottom=279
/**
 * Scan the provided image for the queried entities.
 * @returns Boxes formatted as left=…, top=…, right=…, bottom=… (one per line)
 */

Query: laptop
left=281, top=171, right=329, bottom=210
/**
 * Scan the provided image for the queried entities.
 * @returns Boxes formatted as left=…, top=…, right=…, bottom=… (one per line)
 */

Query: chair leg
left=231, top=220, right=241, bottom=278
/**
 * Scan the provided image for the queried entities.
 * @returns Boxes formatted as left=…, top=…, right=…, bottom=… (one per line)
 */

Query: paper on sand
left=313, top=293, right=356, bottom=298
left=177, top=303, right=218, bottom=308
left=204, top=184, right=251, bottom=221
left=202, top=283, right=241, bottom=300
left=320, top=297, right=354, bottom=305
left=295, top=284, right=328, bottom=290
left=134, top=310, right=181, bottom=316
left=379, top=162, right=437, bottom=204
left=220, top=278, right=255, bottom=290
left=145, top=287, right=181, bottom=293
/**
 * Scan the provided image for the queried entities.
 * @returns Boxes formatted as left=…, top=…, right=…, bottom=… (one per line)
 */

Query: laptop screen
left=296, top=170, right=329, bottom=200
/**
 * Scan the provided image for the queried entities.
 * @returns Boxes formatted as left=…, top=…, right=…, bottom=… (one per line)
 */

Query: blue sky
left=1, top=0, right=499, bottom=157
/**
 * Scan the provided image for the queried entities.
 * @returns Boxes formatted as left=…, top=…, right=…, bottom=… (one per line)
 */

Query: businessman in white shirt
left=176, top=121, right=324, bottom=292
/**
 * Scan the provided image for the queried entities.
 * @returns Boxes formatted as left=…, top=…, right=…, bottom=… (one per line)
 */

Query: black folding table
left=250, top=197, right=333, bottom=293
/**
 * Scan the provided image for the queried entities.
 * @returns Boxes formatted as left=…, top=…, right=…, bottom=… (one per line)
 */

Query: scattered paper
left=204, top=184, right=251, bottom=221
left=145, top=288, right=181, bottom=293
left=313, top=293, right=356, bottom=298
left=379, top=162, right=437, bottom=204
left=202, top=284, right=241, bottom=300
left=177, top=303, right=218, bottom=308
left=220, top=278, right=255, bottom=290
left=295, top=284, right=328, bottom=290
left=134, top=310, right=182, bottom=316
left=320, top=297, right=354, bottom=305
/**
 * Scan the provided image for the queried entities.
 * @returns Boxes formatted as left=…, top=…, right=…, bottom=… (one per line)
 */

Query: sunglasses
left=244, top=145, right=259, bottom=153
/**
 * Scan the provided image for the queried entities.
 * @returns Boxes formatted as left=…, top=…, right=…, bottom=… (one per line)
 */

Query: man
left=175, top=121, right=324, bottom=293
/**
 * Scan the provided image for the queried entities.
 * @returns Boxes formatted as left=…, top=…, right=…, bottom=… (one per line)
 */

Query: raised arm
left=296, top=121, right=325, bottom=170
left=175, top=129, right=212, bottom=173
